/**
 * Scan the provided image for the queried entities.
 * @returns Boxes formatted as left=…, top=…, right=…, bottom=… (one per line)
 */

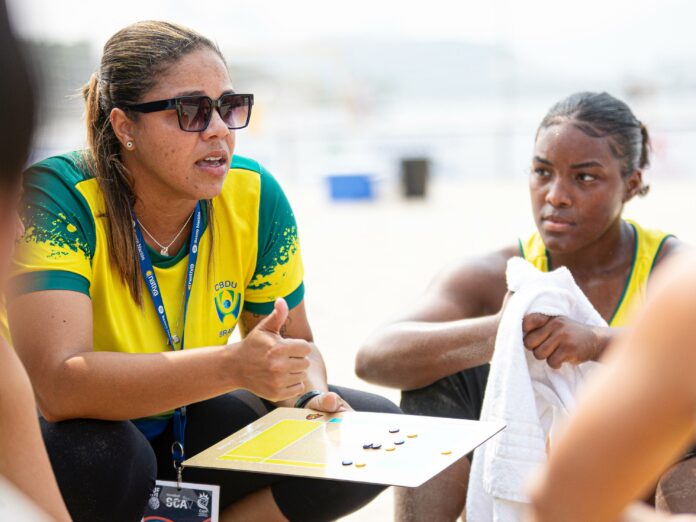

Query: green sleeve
left=243, top=161, right=305, bottom=315
left=10, top=153, right=96, bottom=297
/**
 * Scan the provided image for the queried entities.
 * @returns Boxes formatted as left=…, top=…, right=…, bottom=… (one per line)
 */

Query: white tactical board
left=184, top=407, right=505, bottom=488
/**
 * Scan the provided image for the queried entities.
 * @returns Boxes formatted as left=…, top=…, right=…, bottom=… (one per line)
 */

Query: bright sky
left=7, top=0, right=696, bottom=78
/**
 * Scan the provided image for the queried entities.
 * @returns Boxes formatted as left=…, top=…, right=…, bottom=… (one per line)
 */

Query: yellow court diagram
left=218, top=419, right=325, bottom=468
left=185, top=408, right=505, bottom=487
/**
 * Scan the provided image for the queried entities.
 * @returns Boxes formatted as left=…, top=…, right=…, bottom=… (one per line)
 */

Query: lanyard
left=132, top=202, right=202, bottom=483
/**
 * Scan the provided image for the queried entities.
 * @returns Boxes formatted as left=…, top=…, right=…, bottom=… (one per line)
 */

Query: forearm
left=0, top=347, right=70, bottom=521
left=356, top=314, right=498, bottom=390
left=38, top=344, right=240, bottom=422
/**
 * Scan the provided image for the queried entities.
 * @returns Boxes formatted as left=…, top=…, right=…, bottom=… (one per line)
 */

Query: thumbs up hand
left=229, top=299, right=311, bottom=402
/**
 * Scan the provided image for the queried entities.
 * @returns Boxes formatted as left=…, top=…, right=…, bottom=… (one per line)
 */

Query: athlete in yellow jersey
left=8, top=21, right=398, bottom=522
left=356, top=92, right=691, bottom=521
left=519, top=219, right=673, bottom=328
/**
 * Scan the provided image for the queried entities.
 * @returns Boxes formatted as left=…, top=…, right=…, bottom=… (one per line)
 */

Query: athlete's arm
left=0, top=340, right=71, bottom=520
left=355, top=247, right=516, bottom=391
left=239, top=300, right=351, bottom=412
left=9, top=291, right=310, bottom=421
left=529, top=251, right=696, bottom=522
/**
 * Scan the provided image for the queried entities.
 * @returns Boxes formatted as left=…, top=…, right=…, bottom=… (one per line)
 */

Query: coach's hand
left=230, top=299, right=311, bottom=402
left=522, top=314, right=613, bottom=369
left=305, top=392, right=353, bottom=413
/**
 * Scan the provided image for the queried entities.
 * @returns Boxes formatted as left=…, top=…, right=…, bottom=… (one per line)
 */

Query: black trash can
left=401, top=157, right=430, bottom=198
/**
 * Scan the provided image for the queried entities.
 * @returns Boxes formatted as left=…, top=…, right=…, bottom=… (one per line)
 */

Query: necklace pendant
left=171, top=334, right=180, bottom=345
left=160, top=246, right=169, bottom=256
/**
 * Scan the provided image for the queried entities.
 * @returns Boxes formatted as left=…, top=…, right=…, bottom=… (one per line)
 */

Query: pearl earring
left=126, top=141, right=134, bottom=149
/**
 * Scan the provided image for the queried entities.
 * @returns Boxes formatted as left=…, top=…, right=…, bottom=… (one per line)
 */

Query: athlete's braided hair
left=538, top=92, right=651, bottom=197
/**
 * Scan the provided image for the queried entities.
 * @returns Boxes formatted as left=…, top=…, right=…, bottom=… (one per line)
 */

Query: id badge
left=141, top=480, right=219, bottom=522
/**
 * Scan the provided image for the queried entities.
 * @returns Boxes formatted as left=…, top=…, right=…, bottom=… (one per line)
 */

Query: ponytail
left=538, top=92, right=651, bottom=198
left=636, top=122, right=651, bottom=197
left=83, top=73, right=104, bottom=149
left=81, top=72, right=141, bottom=302
left=80, top=21, right=223, bottom=303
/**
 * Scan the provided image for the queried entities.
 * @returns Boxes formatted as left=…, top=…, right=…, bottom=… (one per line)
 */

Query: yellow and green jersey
left=519, top=219, right=673, bottom=327
left=11, top=152, right=305, bottom=437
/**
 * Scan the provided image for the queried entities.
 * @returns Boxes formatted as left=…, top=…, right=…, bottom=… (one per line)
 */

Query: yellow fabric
left=519, top=219, right=672, bottom=327
left=11, top=156, right=304, bottom=355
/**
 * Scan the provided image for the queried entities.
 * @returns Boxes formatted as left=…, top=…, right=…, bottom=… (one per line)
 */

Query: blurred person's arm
left=0, top=339, right=71, bottom=521
left=529, top=251, right=696, bottom=522
left=355, top=247, right=515, bottom=390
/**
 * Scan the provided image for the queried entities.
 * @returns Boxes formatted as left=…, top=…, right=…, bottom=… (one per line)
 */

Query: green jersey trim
left=230, top=155, right=304, bottom=294
left=11, top=270, right=91, bottom=297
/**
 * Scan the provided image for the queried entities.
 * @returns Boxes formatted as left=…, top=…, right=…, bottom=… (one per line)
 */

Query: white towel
left=466, top=257, right=604, bottom=522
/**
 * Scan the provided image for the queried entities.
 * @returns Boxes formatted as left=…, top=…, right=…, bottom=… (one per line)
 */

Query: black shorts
left=41, top=385, right=401, bottom=522
left=400, top=364, right=490, bottom=422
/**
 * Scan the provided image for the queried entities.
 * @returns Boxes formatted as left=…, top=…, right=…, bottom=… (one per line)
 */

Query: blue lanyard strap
left=132, top=202, right=202, bottom=470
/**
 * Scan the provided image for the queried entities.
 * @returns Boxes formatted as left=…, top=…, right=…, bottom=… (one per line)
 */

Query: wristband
left=294, top=390, right=323, bottom=409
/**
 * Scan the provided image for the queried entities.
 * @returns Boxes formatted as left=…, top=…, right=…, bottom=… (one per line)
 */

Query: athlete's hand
left=305, top=392, right=353, bottom=413
left=522, top=314, right=612, bottom=369
left=229, top=299, right=311, bottom=402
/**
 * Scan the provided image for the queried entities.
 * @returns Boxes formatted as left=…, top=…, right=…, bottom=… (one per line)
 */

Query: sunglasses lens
left=219, top=95, right=251, bottom=130
left=178, top=97, right=212, bottom=131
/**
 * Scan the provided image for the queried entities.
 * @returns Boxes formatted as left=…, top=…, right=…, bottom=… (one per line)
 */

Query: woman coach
left=8, top=21, right=398, bottom=522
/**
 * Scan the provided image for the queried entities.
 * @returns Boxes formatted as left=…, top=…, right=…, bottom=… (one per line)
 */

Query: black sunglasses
left=123, top=93, right=254, bottom=132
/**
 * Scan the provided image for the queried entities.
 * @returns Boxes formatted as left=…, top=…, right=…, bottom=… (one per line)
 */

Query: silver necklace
left=137, top=210, right=195, bottom=256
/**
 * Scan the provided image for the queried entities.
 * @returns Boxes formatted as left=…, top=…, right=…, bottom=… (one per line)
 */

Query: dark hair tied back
left=538, top=92, right=650, bottom=197
left=82, top=21, right=223, bottom=302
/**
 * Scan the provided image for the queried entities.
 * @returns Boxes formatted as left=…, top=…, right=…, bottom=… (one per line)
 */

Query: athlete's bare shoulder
left=411, top=245, right=520, bottom=321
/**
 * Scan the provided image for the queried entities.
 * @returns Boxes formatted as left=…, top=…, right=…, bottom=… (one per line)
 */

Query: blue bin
left=327, top=174, right=375, bottom=201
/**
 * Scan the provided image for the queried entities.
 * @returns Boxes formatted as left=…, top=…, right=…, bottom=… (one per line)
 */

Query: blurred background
left=8, top=1, right=696, bottom=518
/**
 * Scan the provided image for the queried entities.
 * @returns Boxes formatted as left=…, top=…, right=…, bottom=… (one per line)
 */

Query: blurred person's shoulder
left=634, top=248, right=696, bottom=376
left=650, top=248, right=696, bottom=303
